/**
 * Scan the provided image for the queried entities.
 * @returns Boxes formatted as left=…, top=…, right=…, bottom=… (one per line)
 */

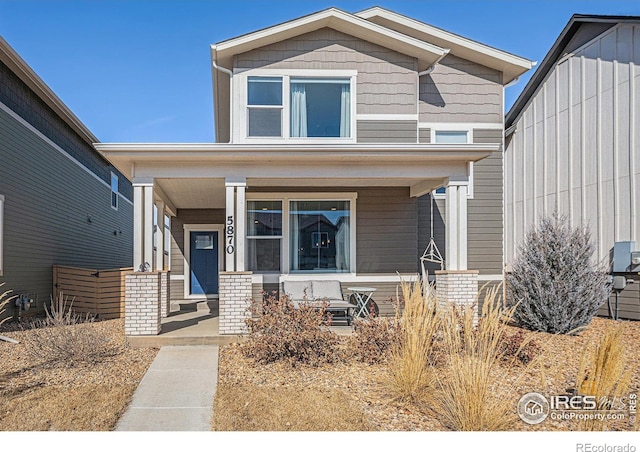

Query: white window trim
left=430, top=128, right=474, bottom=199
left=234, top=69, right=357, bottom=144
left=0, top=195, right=4, bottom=276
left=110, top=172, right=119, bottom=210
left=183, top=224, right=225, bottom=299
left=246, top=199, right=283, bottom=275
left=246, top=192, right=357, bottom=275
left=164, top=214, right=171, bottom=271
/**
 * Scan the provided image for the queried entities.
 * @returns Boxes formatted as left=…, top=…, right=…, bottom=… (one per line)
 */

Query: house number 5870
left=226, top=215, right=235, bottom=254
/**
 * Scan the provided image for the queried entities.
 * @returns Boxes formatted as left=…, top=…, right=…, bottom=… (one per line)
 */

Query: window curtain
left=335, top=220, right=350, bottom=271
left=290, top=83, right=307, bottom=137
left=339, top=84, right=350, bottom=138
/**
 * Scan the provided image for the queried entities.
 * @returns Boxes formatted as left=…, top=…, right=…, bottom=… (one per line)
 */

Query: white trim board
left=183, top=224, right=225, bottom=299
left=418, top=122, right=504, bottom=130
left=0, top=100, right=133, bottom=206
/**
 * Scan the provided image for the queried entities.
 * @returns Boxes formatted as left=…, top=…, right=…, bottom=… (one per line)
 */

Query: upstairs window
left=433, top=130, right=473, bottom=198
left=111, top=172, right=119, bottom=210
left=290, top=78, right=350, bottom=138
left=243, top=74, right=353, bottom=140
left=247, top=77, right=283, bottom=137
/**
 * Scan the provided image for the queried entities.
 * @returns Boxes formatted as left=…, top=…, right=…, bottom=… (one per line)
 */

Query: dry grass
left=0, top=318, right=157, bottom=431
left=386, top=280, right=440, bottom=402
left=576, top=322, right=632, bottom=431
left=0, top=283, right=15, bottom=326
left=212, top=384, right=373, bottom=431
left=429, top=285, right=524, bottom=430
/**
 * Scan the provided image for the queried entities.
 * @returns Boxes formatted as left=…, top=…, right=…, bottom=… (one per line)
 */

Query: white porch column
left=143, top=185, right=154, bottom=269
left=445, top=179, right=469, bottom=271
left=133, top=185, right=144, bottom=270
left=155, top=200, right=165, bottom=271
left=236, top=184, right=246, bottom=271
left=225, top=184, right=235, bottom=272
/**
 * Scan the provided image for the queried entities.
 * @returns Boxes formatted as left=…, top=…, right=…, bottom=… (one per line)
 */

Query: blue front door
left=190, top=231, right=219, bottom=295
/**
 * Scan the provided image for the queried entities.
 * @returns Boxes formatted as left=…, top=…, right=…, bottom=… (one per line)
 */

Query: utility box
left=612, top=241, right=639, bottom=273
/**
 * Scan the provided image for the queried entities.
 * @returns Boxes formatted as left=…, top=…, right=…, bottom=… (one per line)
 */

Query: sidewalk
left=116, top=345, right=219, bottom=431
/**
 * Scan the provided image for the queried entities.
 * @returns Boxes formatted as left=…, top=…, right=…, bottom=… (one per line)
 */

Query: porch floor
left=126, top=300, right=354, bottom=348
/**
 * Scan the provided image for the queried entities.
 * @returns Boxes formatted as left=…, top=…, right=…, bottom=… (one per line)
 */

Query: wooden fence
left=52, top=265, right=133, bottom=319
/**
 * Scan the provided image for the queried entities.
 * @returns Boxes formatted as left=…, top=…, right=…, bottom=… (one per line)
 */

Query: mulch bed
left=217, top=317, right=640, bottom=431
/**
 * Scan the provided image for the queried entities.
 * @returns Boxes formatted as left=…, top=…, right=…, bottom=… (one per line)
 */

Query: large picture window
left=290, top=78, right=350, bottom=138
left=247, top=200, right=282, bottom=272
left=290, top=200, right=350, bottom=273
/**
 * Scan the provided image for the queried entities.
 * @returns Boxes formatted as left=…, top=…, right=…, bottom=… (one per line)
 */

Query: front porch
left=97, top=142, right=494, bottom=338
left=126, top=299, right=355, bottom=347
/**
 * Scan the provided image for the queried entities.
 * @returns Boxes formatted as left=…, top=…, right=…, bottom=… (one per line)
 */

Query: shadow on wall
left=419, top=74, right=445, bottom=108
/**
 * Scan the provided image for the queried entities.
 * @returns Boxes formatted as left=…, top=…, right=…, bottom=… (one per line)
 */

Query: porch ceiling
left=156, top=177, right=444, bottom=209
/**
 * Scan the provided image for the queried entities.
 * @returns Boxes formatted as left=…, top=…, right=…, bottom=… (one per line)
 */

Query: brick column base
left=219, top=271, right=253, bottom=335
left=160, top=271, right=170, bottom=318
left=435, top=270, right=479, bottom=318
left=125, top=272, right=161, bottom=336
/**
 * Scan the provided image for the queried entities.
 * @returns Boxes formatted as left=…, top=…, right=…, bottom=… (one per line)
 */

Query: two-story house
left=0, top=36, right=133, bottom=320
left=96, top=7, right=534, bottom=336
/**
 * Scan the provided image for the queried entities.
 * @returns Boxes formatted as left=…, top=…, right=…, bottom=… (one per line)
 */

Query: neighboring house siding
left=169, top=208, right=225, bottom=303
left=0, top=60, right=132, bottom=201
left=357, top=120, right=417, bottom=143
left=0, top=106, right=133, bottom=308
left=419, top=54, right=503, bottom=123
left=234, top=27, right=418, bottom=115
left=418, top=128, right=504, bottom=276
left=505, top=24, right=640, bottom=267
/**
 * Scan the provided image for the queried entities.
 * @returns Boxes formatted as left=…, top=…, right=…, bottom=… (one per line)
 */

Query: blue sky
left=1, top=0, right=639, bottom=142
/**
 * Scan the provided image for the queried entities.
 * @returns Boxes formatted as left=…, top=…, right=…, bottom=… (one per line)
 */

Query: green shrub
left=506, top=212, right=611, bottom=334
left=243, top=293, right=339, bottom=366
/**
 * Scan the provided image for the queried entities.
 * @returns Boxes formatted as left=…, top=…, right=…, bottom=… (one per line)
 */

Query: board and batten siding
left=419, top=54, right=503, bottom=124
left=505, top=24, right=640, bottom=267
left=0, top=106, right=133, bottom=310
left=357, top=120, right=417, bottom=143
left=419, top=128, right=504, bottom=276
left=234, top=27, right=418, bottom=115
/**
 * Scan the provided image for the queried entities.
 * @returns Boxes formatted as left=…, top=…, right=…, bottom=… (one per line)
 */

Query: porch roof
left=95, top=142, right=499, bottom=182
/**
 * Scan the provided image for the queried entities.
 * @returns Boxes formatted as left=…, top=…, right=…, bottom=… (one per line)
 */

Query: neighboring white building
left=504, top=14, right=640, bottom=319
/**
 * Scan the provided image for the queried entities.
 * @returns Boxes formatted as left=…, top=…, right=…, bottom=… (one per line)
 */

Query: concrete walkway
left=116, top=345, right=219, bottom=431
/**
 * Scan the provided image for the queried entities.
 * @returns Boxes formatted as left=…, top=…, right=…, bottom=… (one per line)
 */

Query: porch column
left=225, top=184, right=235, bottom=271
left=133, top=185, right=143, bottom=270
left=445, top=180, right=468, bottom=271
left=133, top=180, right=155, bottom=271
left=155, top=200, right=165, bottom=271
left=143, top=185, right=154, bottom=269
left=224, top=178, right=247, bottom=272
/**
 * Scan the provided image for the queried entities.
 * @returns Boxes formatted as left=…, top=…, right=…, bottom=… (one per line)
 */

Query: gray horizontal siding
left=357, top=120, right=417, bottom=143
left=0, top=107, right=132, bottom=315
left=598, top=276, right=640, bottom=321
left=418, top=128, right=431, bottom=143
left=0, top=60, right=132, bottom=201
left=418, top=129, right=503, bottom=275
left=419, top=54, right=502, bottom=123
left=235, top=28, right=418, bottom=115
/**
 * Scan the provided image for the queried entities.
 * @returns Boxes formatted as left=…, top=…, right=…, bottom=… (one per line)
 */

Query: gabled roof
left=213, top=7, right=448, bottom=71
left=356, top=6, right=535, bottom=84
left=506, top=14, right=640, bottom=130
left=0, top=36, right=98, bottom=146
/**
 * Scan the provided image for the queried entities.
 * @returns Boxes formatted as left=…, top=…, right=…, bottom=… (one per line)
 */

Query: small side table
left=347, top=287, right=377, bottom=318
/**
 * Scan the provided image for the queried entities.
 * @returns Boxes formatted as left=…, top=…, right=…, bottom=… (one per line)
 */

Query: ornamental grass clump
left=22, top=293, right=121, bottom=366
left=575, top=323, right=631, bottom=431
left=507, top=212, right=611, bottom=334
left=243, top=293, right=339, bottom=366
left=0, top=283, right=15, bottom=326
left=386, top=279, right=440, bottom=402
left=430, top=285, right=519, bottom=431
